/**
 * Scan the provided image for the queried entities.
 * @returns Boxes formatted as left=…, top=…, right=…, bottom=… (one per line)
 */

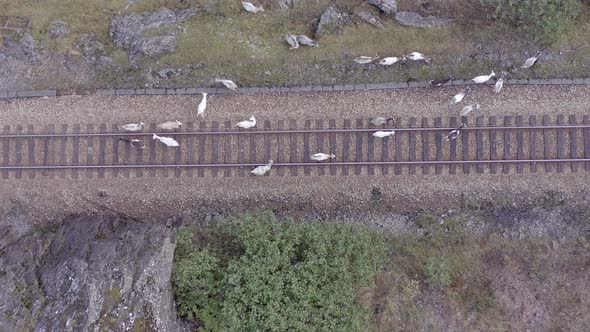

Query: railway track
left=1, top=115, right=589, bottom=179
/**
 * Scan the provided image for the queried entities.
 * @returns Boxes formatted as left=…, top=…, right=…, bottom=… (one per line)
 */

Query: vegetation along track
left=1, top=115, right=590, bottom=179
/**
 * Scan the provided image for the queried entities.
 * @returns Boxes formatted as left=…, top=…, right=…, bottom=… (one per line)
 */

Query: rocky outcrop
left=395, top=11, right=454, bottom=28
left=75, top=33, right=105, bottom=60
left=368, top=0, right=397, bottom=15
left=357, top=10, right=385, bottom=29
left=315, top=6, right=352, bottom=38
left=49, top=20, right=70, bottom=38
left=0, top=214, right=193, bottom=331
left=109, top=7, right=196, bottom=59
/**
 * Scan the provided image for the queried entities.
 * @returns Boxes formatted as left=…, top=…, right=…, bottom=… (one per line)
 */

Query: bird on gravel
left=472, top=71, right=495, bottom=84
left=286, top=34, right=299, bottom=50
left=297, top=35, right=318, bottom=47
left=311, top=153, right=336, bottom=161
left=379, top=56, right=404, bottom=66
left=430, top=76, right=453, bottom=86
left=370, top=117, right=394, bottom=126
left=445, top=123, right=466, bottom=141
left=215, top=78, right=239, bottom=91
left=242, top=1, right=264, bottom=13
left=236, top=115, right=256, bottom=129
left=521, top=51, right=542, bottom=69
left=450, top=87, right=471, bottom=105
left=251, top=160, right=273, bottom=175
left=197, top=93, right=207, bottom=118
left=119, top=122, right=144, bottom=132
left=159, top=120, right=182, bottom=130
left=153, top=134, right=180, bottom=147
left=405, top=52, right=430, bottom=63
left=460, top=104, right=480, bottom=117
left=120, top=138, right=146, bottom=149
left=354, top=54, right=380, bottom=64
left=373, top=130, right=396, bottom=138
left=495, top=71, right=507, bottom=94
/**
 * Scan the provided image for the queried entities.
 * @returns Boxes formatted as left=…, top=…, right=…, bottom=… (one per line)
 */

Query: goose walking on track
left=460, top=104, right=480, bottom=116
left=119, top=123, right=144, bottom=131
left=215, top=78, right=238, bottom=91
left=405, top=52, right=430, bottom=63
left=286, top=34, right=299, bottom=50
left=495, top=72, right=507, bottom=94
left=236, top=116, right=256, bottom=129
left=430, top=76, right=453, bottom=86
left=197, top=93, right=207, bottom=118
left=311, top=153, right=336, bottom=161
left=472, top=71, right=495, bottom=84
left=370, top=117, right=394, bottom=126
left=251, top=160, right=273, bottom=175
left=242, top=1, right=264, bottom=13
left=450, top=88, right=470, bottom=105
left=445, top=123, right=466, bottom=141
left=153, top=134, right=180, bottom=147
left=379, top=56, right=403, bottom=65
left=159, top=120, right=182, bottom=130
left=297, top=35, right=318, bottom=47
left=373, top=130, right=396, bottom=138
left=521, top=51, right=542, bottom=69
left=354, top=55, right=379, bottom=64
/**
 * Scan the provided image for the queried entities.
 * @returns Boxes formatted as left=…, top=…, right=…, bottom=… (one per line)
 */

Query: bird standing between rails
left=236, top=116, right=256, bottom=129
left=242, top=1, right=264, bottom=13
left=251, top=160, right=273, bottom=175
left=297, top=35, right=318, bottom=47
left=354, top=55, right=379, bottom=64
left=370, top=117, right=394, bottom=126
left=445, top=123, right=466, bottom=141
left=119, top=123, right=144, bottom=131
left=159, top=120, right=182, bottom=130
left=285, top=34, right=299, bottom=50
left=460, top=104, right=480, bottom=116
left=521, top=51, right=542, bottom=69
left=450, top=88, right=471, bottom=105
left=472, top=71, right=495, bottom=84
left=119, top=138, right=146, bottom=149
left=373, top=130, right=396, bottom=138
left=495, top=72, right=507, bottom=94
left=197, top=93, right=207, bottom=118
left=311, top=153, right=336, bottom=161
left=153, top=134, right=180, bottom=147
left=215, top=78, right=239, bottom=91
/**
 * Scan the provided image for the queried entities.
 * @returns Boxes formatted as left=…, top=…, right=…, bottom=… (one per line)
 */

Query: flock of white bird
left=117, top=3, right=544, bottom=176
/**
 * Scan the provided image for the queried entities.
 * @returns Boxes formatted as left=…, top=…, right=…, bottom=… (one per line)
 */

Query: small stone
left=367, top=0, right=397, bottom=15
left=315, top=6, right=352, bottom=38
left=395, top=11, right=454, bottom=28
left=49, top=20, right=70, bottom=38
left=356, top=10, right=385, bottom=29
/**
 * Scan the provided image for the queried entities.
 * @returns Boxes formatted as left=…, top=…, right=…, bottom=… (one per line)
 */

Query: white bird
left=379, top=57, right=403, bottom=65
left=495, top=71, right=507, bottom=94
left=159, top=120, right=182, bottom=130
left=153, top=134, right=180, bottom=147
left=119, top=122, right=144, bottom=131
left=236, top=115, right=256, bottom=129
left=460, top=104, right=480, bottom=116
left=215, top=78, right=238, bottom=91
left=372, top=130, right=396, bottom=138
left=197, top=93, right=207, bottom=118
left=521, top=51, right=542, bottom=69
left=472, top=71, right=495, bottom=84
left=311, top=153, right=336, bottom=161
left=251, top=160, right=273, bottom=175
left=297, top=35, right=318, bottom=47
left=370, top=117, right=394, bottom=126
left=450, top=88, right=471, bottom=105
left=405, top=52, right=430, bottom=63
left=242, top=1, right=264, bottom=13
left=354, top=55, right=379, bottom=64
left=286, top=34, right=299, bottom=50
left=119, top=138, right=146, bottom=149
left=445, top=123, right=466, bottom=141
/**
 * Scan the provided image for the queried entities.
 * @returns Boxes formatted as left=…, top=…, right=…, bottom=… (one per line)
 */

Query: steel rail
left=1, top=158, right=588, bottom=170
left=0, top=124, right=588, bottom=139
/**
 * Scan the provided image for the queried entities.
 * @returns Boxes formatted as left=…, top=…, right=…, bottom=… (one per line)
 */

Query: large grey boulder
left=315, top=6, right=352, bottom=38
left=49, top=20, right=70, bottom=38
left=367, top=0, right=397, bottom=15
left=357, top=10, right=385, bottom=29
left=109, top=7, right=196, bottom=58
left=395, top=11, right=454, bottom=28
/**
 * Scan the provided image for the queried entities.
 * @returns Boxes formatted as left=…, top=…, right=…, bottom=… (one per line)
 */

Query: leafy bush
left=424, top=256, right=453, bottom=288
left=172, top=212, right=386, bottom=332
left=480, top=0, right=581, bottom=40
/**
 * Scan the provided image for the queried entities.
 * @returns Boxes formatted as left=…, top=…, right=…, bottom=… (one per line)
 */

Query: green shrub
left=480, top=0, right=581, bottom=41
left=172, top=211, right=387, bottom=332
left=424, top=256, right=453, bottom=288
